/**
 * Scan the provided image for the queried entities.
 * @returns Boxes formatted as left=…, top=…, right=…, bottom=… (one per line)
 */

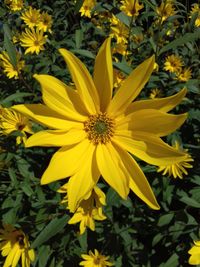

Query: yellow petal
left=113, top=133, right=186, bottom=166
left=59, top=48, right=100, bottom=114
left=125, top=88, right=187, bottom=114
left=96, top=142, right=129, bottom=199
left=11, top=249, right=21, bottom=267
left=116, top=109, right=187, bottom=137
left=25, top=129, right=86, bottom=147
left=28, top=249, right=35, bottom=261
left=93, top=38, right=113, bottom=112
left=34, top=74, right=88, bottom=121
left=41, top=139, right=92, bottom=184
left=113, top=142, right=160, bottom=209
left=189, top=253, right=200, bottom=265
left=67, top=143, right=99, bottom=212
left=107, top=55, right=154, bottom=116
left=68, top=213, right=82, bottom=224
left=3, top=244, right=18, bottom=267
left=12, top=104, right=81, bottom=130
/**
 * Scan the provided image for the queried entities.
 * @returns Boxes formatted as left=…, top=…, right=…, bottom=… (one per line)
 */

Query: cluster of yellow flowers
left=164, top=54, right=192, bottom=82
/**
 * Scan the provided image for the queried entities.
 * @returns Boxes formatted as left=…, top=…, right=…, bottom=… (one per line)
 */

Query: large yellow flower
left=13, top=38, right=187, bottom=212
left=20, top=6, right=41, bottom=28
left=0, top=224, right=35, bottom=267
left=20, top=28, right=47, bottom=55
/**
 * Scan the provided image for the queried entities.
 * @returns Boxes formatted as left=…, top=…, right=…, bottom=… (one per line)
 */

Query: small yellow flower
left=0, top=51, right=25, bottom=79
left=5, top=0, right=23, bottom=11
left=110, top=17, right=129, bottom=44
left=79, top=0, right=96, bottom=18
left=149, top=88, right=162, bottom=99
left=120, top=0, right=144, bottom=17
left=164, top=54, right=184, bottom=74
left=20, top=28, right=47, bottom=55
left=190, top=4, right=200, bottom=27
left=20, top=6, right=41, bottom=28
left=113, top=68, right=126, bottom=89
left=0, top=107, right=33, bottom=144
left=176, top=67, right=192, bottom=82
left=79, top=249, right=113, bottom=266
left=157, top=140, right=193, bottom=179
left=156, top=0, right=176, bottom=23
left=0, top=224, right=35, bottom=267
left=188, top=240, right=200, bottom=265
left=112, top=42, right=130, bottom=57
left=37, top=11, right=53, bottom=33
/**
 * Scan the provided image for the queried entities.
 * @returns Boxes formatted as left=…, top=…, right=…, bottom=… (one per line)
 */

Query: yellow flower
left=79, top=0, right=96, bottom=18
left=13, top=38, right=187, bottom=212
left=112, top=42, right=130, bottom=57
left=113, top=68, right=126, bottom=89
left=157, top=140, right=193, bottom=179
left=120, top=0, right=144, bottom=17
left=79, top=249, right=113, bottom=267
left=20, top=6, right=41, bottom=28
left=0, top=107, right=33, bottom=145
left=0, top=51, right=25, bottom=79
left=164, top=54, right=184, bottom=73
left=190, top=4, right=200, bottom=27
left=5, top=0, right=23, bottom=11
left=110, top=17, right=129, bottom=44
left=20, top=28, right=47, bottom=55
left=0, top=224, right=35, bottom=267
left=176, top=67, right=192, bottom=82
left=188, top=240, right=200, bottom=265
left=37, top=11, right=53, bottom=33
left=68, top=186, right=106, bottom=234
left=156, top=0, right=176, bottom=23
left=149, top=88, right=162, bottom=99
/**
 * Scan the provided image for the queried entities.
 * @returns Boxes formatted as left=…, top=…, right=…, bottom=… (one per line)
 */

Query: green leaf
left=3, top=24, right=17, bottom=67
left=157, top=213, right=174, bottom=227
left=0, top=92, right=33, bottom=105
left=75, top=29, right=83, bottom=49
left=72, top=49, right=95, bottom=59
left=159, top=253, right=179, bottom=267
left=74, top=0, right=83, bottom=14
left=159, top=30, right=200, bottom=55
left=31, top=215, right=68, bottom=248
left=180, top=196, right=200, bottom=208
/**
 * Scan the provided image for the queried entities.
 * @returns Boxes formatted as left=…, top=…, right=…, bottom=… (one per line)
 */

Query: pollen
left=84, top=113, right=115, bottom=145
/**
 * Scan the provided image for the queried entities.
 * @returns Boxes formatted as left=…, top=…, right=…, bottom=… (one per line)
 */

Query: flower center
left=84, top=113, right=115, bottom=145
left=94, top=256, right=101, bottom=264
left=16, top=234, right=25, bottom=248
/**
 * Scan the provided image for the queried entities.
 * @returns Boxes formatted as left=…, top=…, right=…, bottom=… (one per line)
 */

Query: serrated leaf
left=159, top=30, right=200, bottom=55
left=31, top=215, right=68, bottom=248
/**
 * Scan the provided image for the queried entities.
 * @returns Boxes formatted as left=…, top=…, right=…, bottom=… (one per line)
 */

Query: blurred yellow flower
left=176, top=67, right=192, bottom=82
left=68, top=186, right=107, bottom=234
left=157, top=140, right=193, bottom=179
left=79, top=0, right=96, bottom=18
left=190, top=4, right=200, bottom=27
left=13, top=38, right=187, bottom=212
left=5, top=0, right=23, bottom=11
left=113, top=68, right=126, bottom=89
left=0, top=107, right=33, bottom=145
left=112, top=42, right=130, bottom=57
left=164, top=54, right=184, bottom=73
left=37, top=11, right=53, bottom=33
left=149, top=88, right=162, bottom=99
left=120, top=0, right=144, bottom=17
left=79, top=249, right=113, bottom=267
left=0, top=51, right=25, bottom=79
left=20, top=28, right=47, bottom=54
left=20, top=6, right=41, bottom=28
left=0, top=224, right=35, bottom=267
left=156, top=0, right=176, bottom=23
left=188, top=240, right=200, bottom=265
left=110, top=18, right=129, bottom=44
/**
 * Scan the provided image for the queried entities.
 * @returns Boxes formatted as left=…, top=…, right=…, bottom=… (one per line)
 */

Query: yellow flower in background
left=156, top=0, right=176, bottom=23
left=79, top=0, right=96, bottom=18
left=0, top=107, right=33, bottom=145
left=190, top=3, right=200, bottom=27
left=157, top=140, right=193, bottom=179
left=0, top=51, right=25, bottom=79
left=20, top=28, right=47, bottom=54
left=188, top=240, right=200, bottom=265
left=112, top=42, right=130, bottom=57
left=113, top=68, right=126, bottom=89
left=13, top=38, right=187, bottom=212
left=37, top=11, right=53, bottom=33
left=120, top=0, right=144, bottom=17
left=79, top=249, right=113, bottom=267
left=149, top=88, right=162, bottom=99
left=20, top=7, right=41, bottom=28
left=5, top=0, right=23, bottom=11
left=0, top=224, right=35, bottom=267
left=110, top=18, right=129, bottom=44
left=176, top=67, right=192, bottom=82
left=164, top=54, right=184, bottom=73
left=68, top=186, right=107, bottom=234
